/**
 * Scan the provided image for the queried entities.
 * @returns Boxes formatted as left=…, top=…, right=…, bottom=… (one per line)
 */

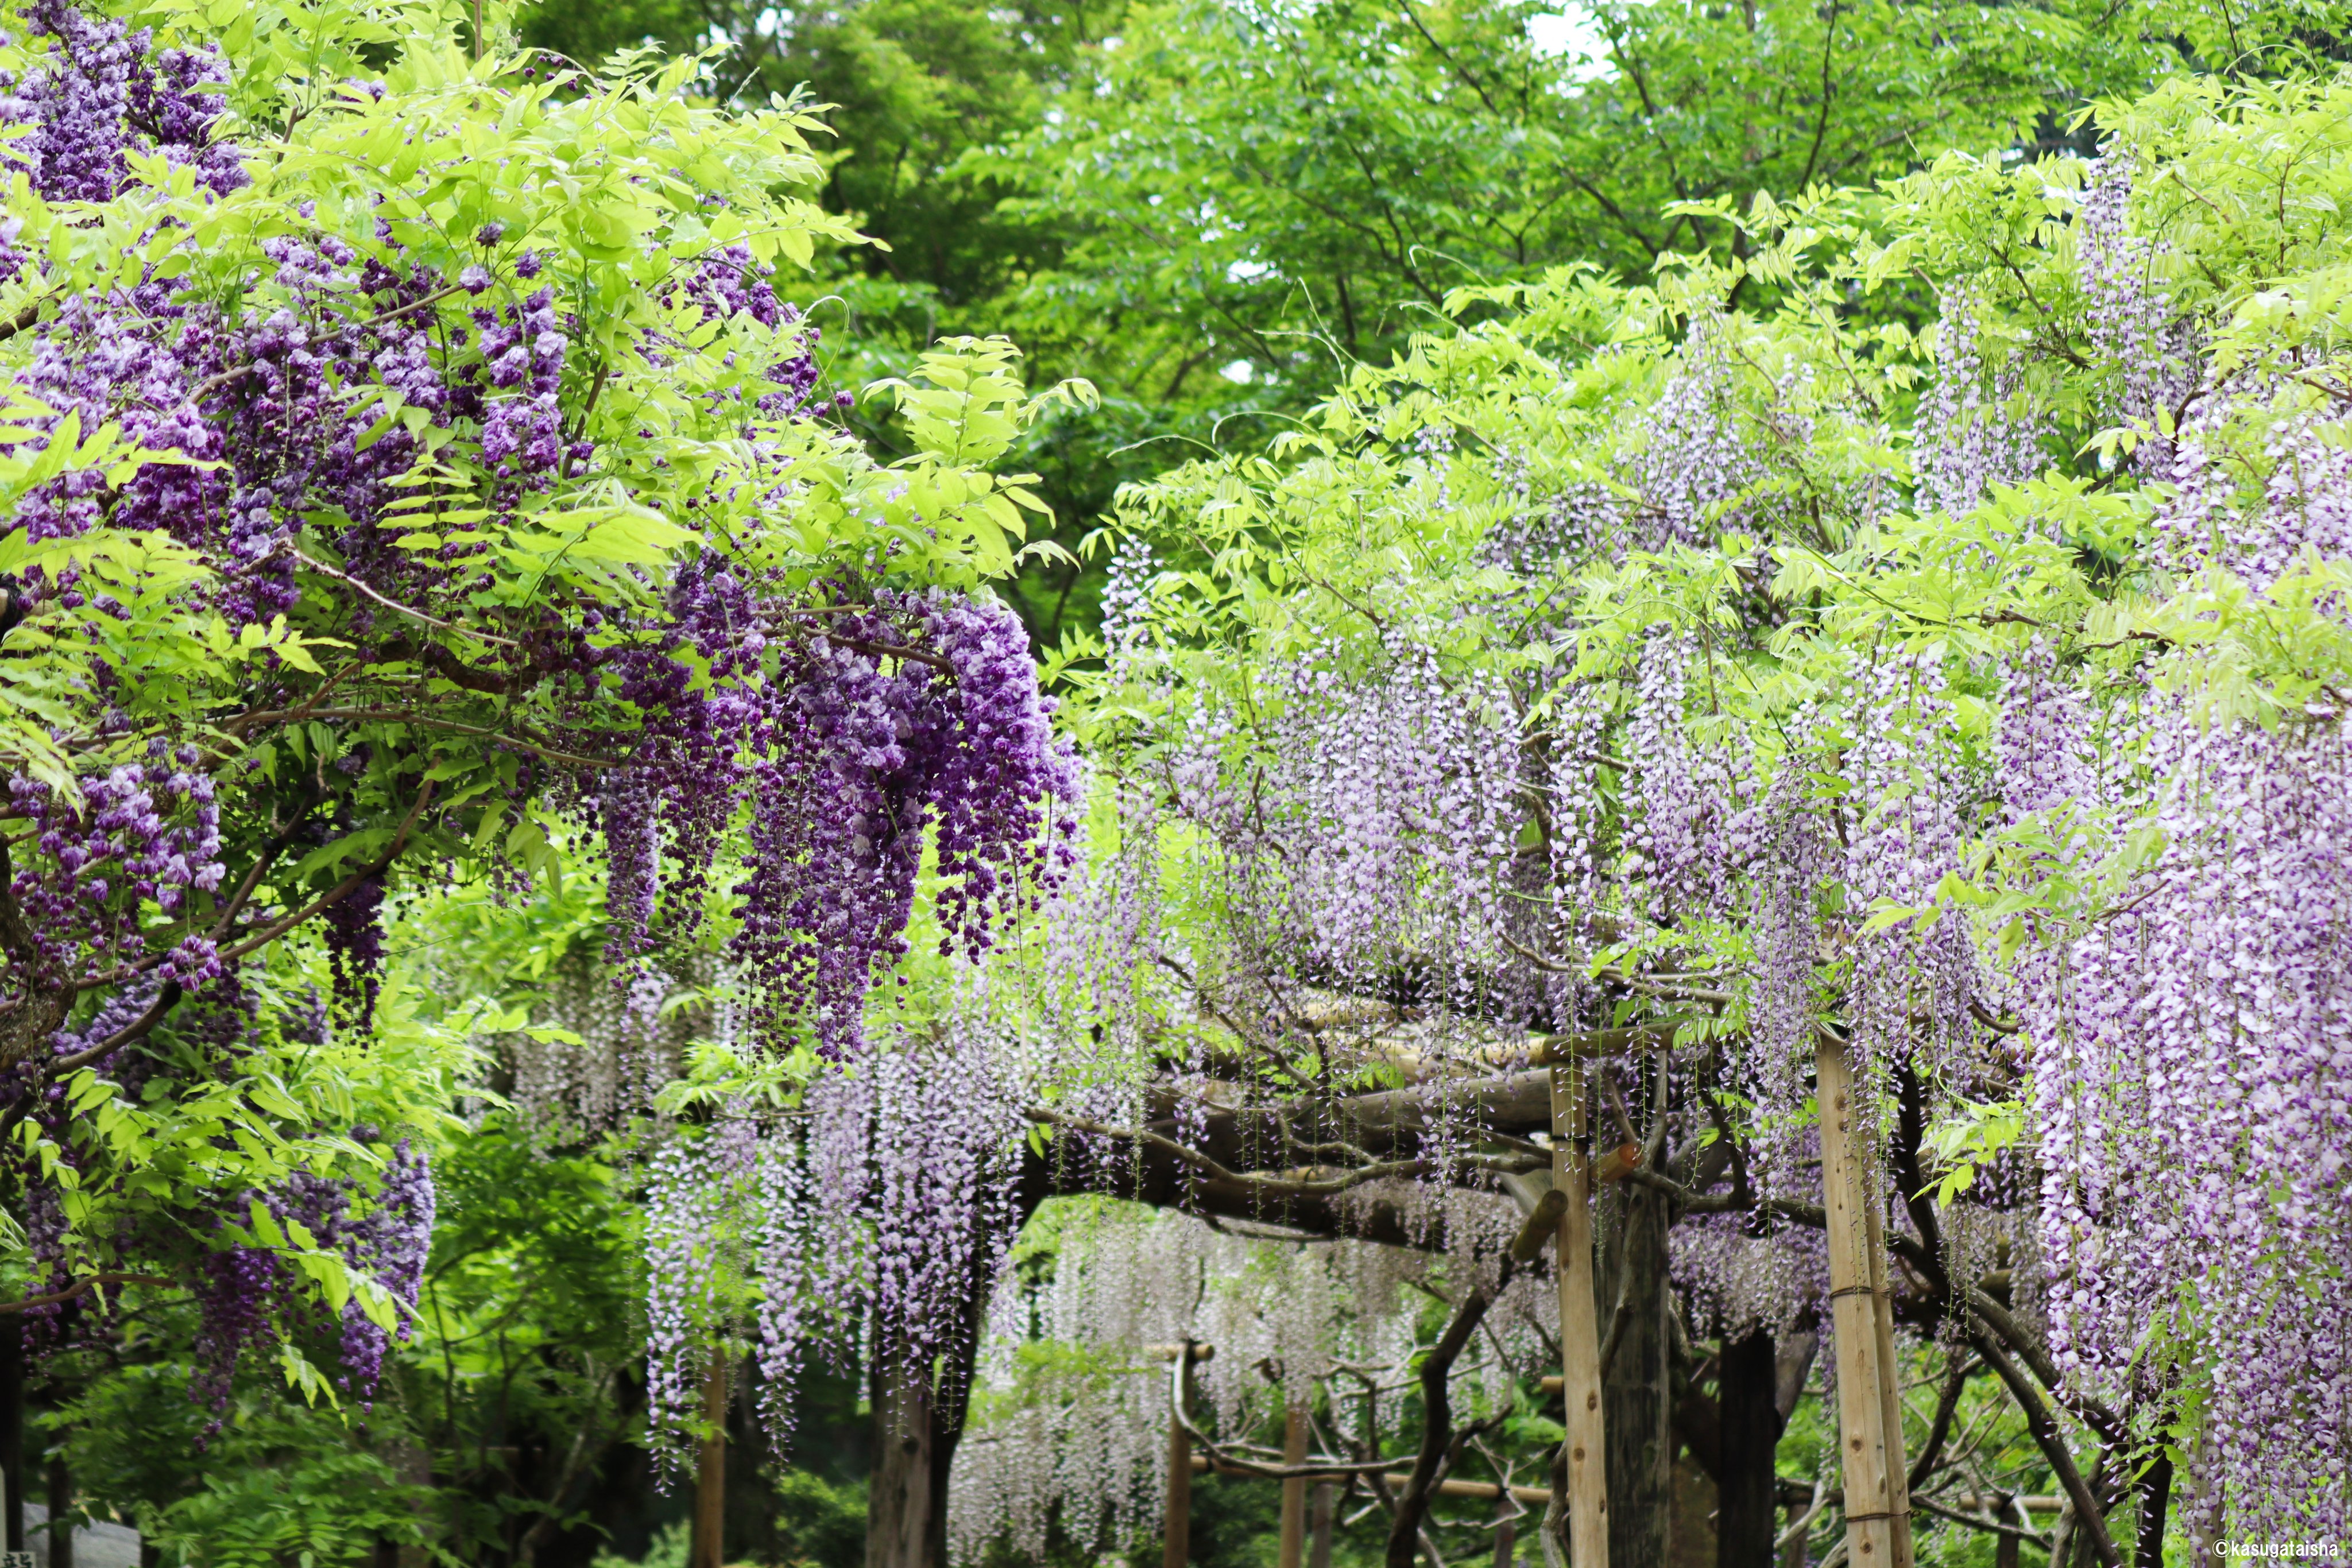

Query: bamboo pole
left=1552, top=1062, right=1609, bottom=1568
left=1864, top=1185, right=1917, bottom=1568
left=1815, top=1037, right=1912, bottom=1568
left=691, top=1354, right=727, bottom=1568
left=1278, top=1397, right=1311, bottom=1568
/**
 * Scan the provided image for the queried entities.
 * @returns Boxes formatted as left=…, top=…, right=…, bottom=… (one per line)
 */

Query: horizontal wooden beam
left=1190, top=1454, right=1548, bottom=1507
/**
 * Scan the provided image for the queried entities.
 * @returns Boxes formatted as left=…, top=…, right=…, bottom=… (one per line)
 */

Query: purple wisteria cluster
left=609, top=579, right=1081, bottom=1057
left=6, top=743, right=225, bottom=990
left=2, top=0, right=1090, bottom=1446
left=2, top=0, right=246, bottom=206
left=188, top=1137, right=436, bottom=1426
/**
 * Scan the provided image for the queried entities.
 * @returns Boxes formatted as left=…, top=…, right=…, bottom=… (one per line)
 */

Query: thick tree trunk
left=1715, top=1329, right=1780, bottom=1568
left=864, top=1176, right=1040, bottom=1568
left=46, top=1446, right=70, bottom=1568
left=1600, top=1178, right=1671, bottom=1568
left=2134, top=1455, right=2173, bottom=1568
left=866, top=1353, right=947, bottom=1568
left=0, top=1314, right=20, bottom=1553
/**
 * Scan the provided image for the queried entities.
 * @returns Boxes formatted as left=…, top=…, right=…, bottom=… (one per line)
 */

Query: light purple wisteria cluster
left=2011, top=673, right=2351, bottom=1530
left=636, top=1019, right=1027, bottom=1470
left=1916, top=288, right=2050, bottom=520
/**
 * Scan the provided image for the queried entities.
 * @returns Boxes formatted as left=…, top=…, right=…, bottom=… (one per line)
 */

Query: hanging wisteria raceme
left=1, top=0, right=1089, bottom=1433
left=946, top=1202, right=1542, bottom=1566
left=648, top=1015, right=1034, bottom=1476
left=1840, top=651, right=1986, bottom=1093
left=1915, top=288, right=2051, bottom=520
left=2076, top=151, right=2197, bottom=478
left=624, top=582, right=1086, bottom=1057
left=1670, top=1205, right=1829, bottom=1348
left=2021, top=713, right=2352, bottom=1531
left=1208, top=629, right=1533, bottom=1023
left=642, top=1111, right=763, bottom=1472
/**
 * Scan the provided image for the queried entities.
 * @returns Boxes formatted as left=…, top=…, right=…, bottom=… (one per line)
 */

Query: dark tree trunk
left=0, top=1314, right=19, bottom=1554
left=865, top=1353, right=947, bottom=1568
left=1601, top=1179, right=1672, bottom=1568
left=2134, top=1455, right=2173, bottom=1568
left=690, top=1357, right=725, bottom=1568
left=864, top=1176, right=1042, bottom=1568
left=46, top=1445, right=70, bottom=1568
left=1716, top=1328, right=1781, bottom=1568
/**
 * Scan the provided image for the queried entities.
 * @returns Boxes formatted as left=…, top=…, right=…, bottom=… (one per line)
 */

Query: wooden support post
left=1815, top=1037, right=1912, bottom=1568
left=1552, top=1062, right=1609, bottom=1568
left=1278, top=1396, right=1311, bottom=1568
left=1165, top=1405, right=1191, bottom=1568
left=691, top=1354, right=727, bottom=1568
left=1162, top=1342, right=1211, bottom=1568
left=1864, top=1186, right=1917, bottom=1568
left=1309, top=1481, right=1335, bottom=1568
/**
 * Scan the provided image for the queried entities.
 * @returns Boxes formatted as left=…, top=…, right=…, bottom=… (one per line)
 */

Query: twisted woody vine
left=0, top=0, right=2345, bottom=1563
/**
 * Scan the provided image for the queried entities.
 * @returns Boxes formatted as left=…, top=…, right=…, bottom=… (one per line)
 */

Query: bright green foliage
left=980, top=0, right=2175, bottom=409
left=65, top=1366, right=436, bottom=1566
left=1071, top=63, right=2352, bottom=1527
left=0, top=0, right=1082, bottom=1420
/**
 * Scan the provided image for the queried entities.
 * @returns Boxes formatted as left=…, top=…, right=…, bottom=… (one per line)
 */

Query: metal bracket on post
left=1815, top=1035, right=1914, bottom=1568
left=1550, top=1060, right=1610, bottom=1568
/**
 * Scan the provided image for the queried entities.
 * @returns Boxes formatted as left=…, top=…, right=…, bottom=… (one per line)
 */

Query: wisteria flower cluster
left=1, top=0, right=1083, bottom=1423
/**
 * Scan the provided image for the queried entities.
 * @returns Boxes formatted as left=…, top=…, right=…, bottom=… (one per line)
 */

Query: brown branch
left=226, top=708, right=627, bottom=771
left=289, top=550, right=521, bottom=648
left=0, top=978, right=181, bottom=1149
left=0, top=1273, right=171, bottom=1315
left=1912, top=1493, right=2049, bottom=1548
left=826, top=635, right=956, bottom=676
left=1908, top=1350, right=1974, bottom=1489
left=45, top=981, right=183, bottom=1078
left=1024, top=1105, right=1436, bottom=1198
left=216, top=779, right=436, bottom=963
left=1964, top=1327, right=2122, bottom=1568
left=202, top=790, right=322, bottom=943
left=0, top=296, right=51, bottom=344
left=1166, top=1346, right=1398, bottom=1480
left=1388, top=1275, right=1505, bottom=1568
